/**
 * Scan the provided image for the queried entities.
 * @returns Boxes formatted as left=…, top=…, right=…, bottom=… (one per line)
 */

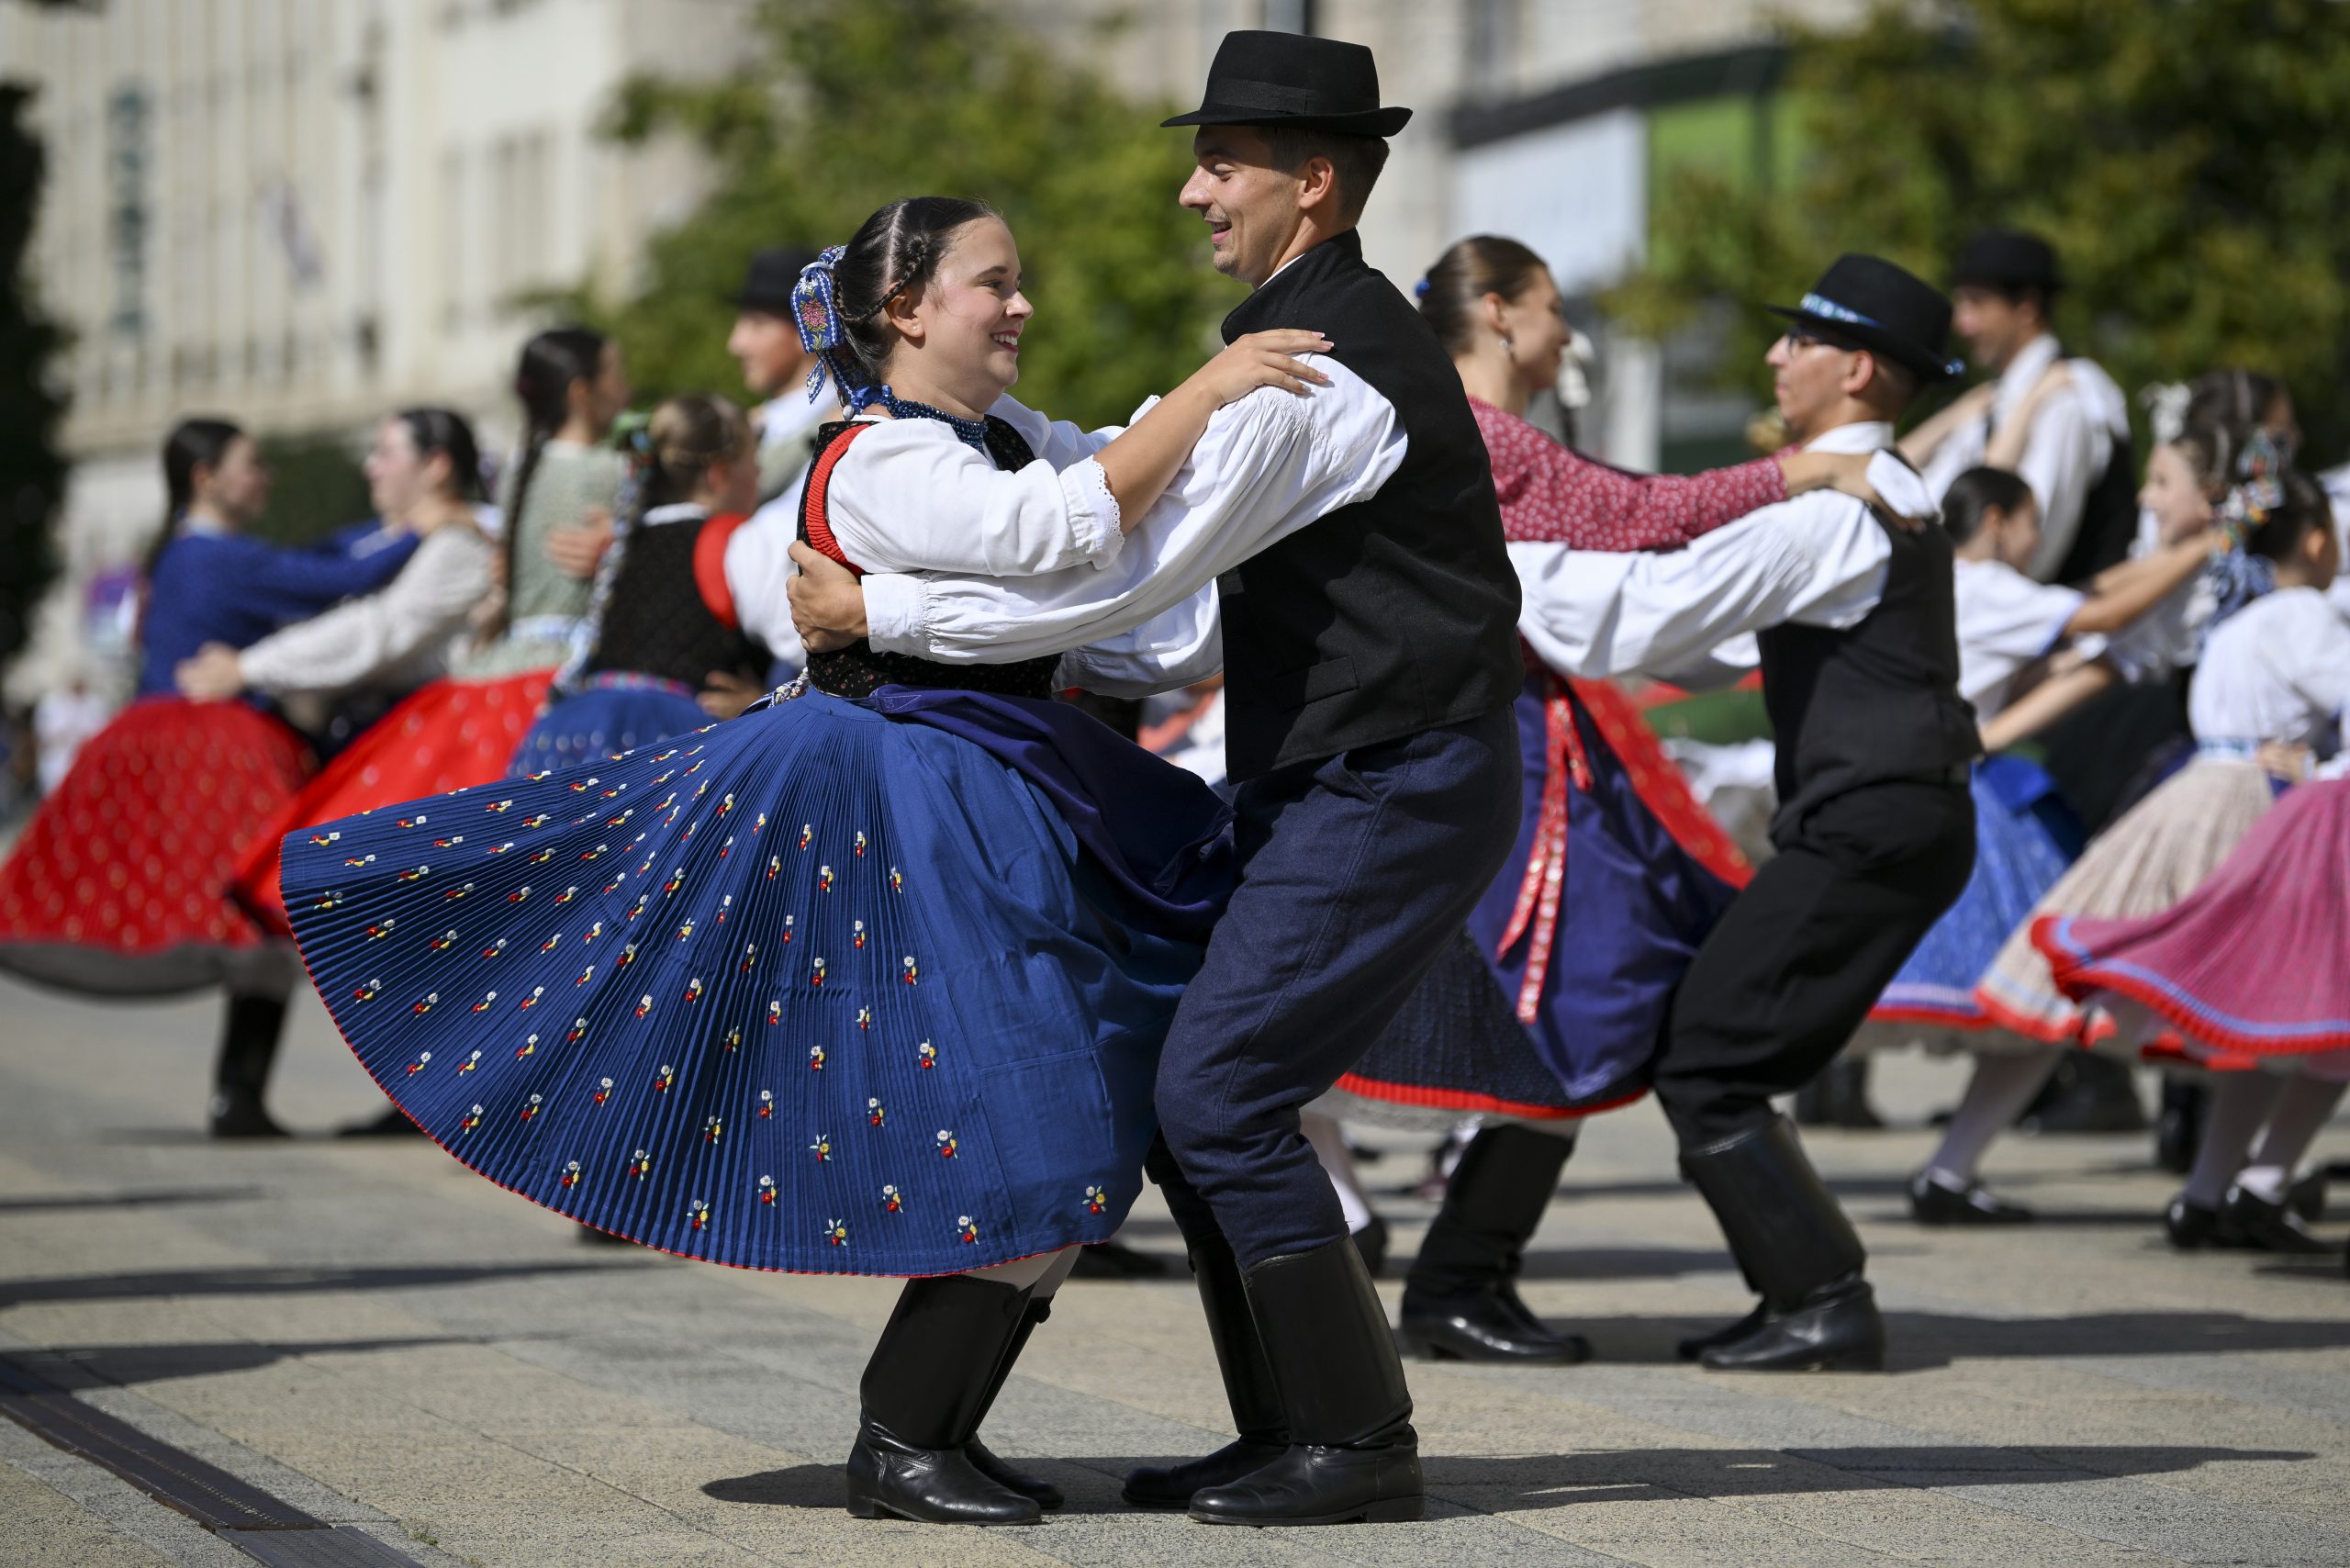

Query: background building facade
left=5, top=0, right=1848, bottom=690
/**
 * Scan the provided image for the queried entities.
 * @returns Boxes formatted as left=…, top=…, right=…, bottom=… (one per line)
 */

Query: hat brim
left=1161, top=104, right=1412, bottom=136
left=1765, top=305, right=1964, bottom=383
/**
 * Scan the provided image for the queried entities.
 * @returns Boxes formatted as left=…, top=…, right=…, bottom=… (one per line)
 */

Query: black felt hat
left=1950, top=229, right=2064, bottom=295
left=1767, top=253, right=1964, bottom=383
left=1162, top=30, right=1412, bottom=137
left=733, top=247, right=819, bottom=314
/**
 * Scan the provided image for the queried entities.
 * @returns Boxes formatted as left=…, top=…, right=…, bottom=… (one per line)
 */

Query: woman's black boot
left=1189, top=1238, right=1424, bottom=1526
left=845, top=1274, right=1042, bottom=1525
left=207, top=993, right=291, bottom=1138
left=1399, top=1125, right=1588, bottom=1364
left=1122, top=1229, right=1289, bottom=1507
left=963, top=1296, right=1063, bottom=1508
left=1683, top=1117, right=1885, bottom=1372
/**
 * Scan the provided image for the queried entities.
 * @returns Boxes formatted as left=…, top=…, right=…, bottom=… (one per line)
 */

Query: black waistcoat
left=1756, top=490, right=1981, bottom=843
left=1214, top=231, right=1522, bottom=779
left=585, top=511, right=767, bottom=689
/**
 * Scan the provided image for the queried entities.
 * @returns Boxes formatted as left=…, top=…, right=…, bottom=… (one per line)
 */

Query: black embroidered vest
left=584, top=510, right=767, bottom=689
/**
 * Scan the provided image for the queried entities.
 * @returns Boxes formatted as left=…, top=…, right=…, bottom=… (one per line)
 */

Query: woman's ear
left=1478, top=291, right=1509, bottom=341
left=882, top=283, right=925, bottom=348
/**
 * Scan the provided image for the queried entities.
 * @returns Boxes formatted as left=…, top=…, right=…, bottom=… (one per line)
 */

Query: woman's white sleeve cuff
left=861, top=574, right=929, bottom=655
left=1060, top=458, right=1125, bottom=567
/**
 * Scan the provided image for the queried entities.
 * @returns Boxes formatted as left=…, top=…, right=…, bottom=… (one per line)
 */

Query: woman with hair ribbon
left=274, top=196, right=1369, bottom=1526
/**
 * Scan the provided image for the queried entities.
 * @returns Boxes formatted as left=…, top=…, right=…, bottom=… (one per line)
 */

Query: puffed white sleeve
left=1051, top=585, right=1224, bottom=698
left=723, top=509, right=803, bottom=670
left=1510, top=498, right=1890, bottom=681
left=987, top=393, right=1136, bottom=471
left=2277, top=595, right=2350, bottom=728
left=858, top=359, right=1402, bottom=664
left=2018, top=395, right=2107, bottom=581
left=821, top=417, right=1125, bottom=578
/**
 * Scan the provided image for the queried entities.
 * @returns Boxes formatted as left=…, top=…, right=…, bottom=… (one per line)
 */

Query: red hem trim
left=1330, top=1072, right=1646, bottom=1121
left=1865, top=1002, right=1991, bottom=1030
left=1971, top=973, right=2091, bottom=1047
left=2035, top=916, right=2350, bottom=1058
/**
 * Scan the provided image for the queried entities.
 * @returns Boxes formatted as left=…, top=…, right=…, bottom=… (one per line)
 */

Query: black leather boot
left=207, top=993, right=291, bottom=1138
left=1399, top=1125, right=1587, bottom=1364
left=844, top=1274, right=1041, bottom=1525
left=963, top=1296, right=1063, bottom=1508
left=1123, top=1230, right=1288, bottom=1508
left=1189, top=1238, right=1424, bottom=1526
left=1683, top=1117, right=1885, bottom=1372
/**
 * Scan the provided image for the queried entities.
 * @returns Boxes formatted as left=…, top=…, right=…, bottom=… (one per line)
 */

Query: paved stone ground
left=4, top=972, right=2347, bottom=1567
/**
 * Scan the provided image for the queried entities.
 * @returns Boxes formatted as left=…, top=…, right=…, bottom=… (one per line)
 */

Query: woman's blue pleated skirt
left=1874, top=757, right=2081, bottom=1027
left=284, top=688, right=1227, bottom=1275
left=508, top=678, right=710, bottom=777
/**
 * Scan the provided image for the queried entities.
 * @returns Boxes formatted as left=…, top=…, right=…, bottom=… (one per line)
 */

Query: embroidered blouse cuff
left=861, top=573, right=928, bottom=655
left=1060, top=457, right=1125, bottom=566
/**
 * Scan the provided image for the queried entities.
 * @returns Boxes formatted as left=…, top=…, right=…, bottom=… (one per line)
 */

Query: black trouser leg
left=845, top=1274, right=1043, bottom=1525
left=1399, top=1124, right=1588, bottom=1364
left=1189, top=1238, right=1424, bottom=1526
left=1123, top=1141, right=1290, bottom=1509
left=208, top=991, right=290, bottom=1139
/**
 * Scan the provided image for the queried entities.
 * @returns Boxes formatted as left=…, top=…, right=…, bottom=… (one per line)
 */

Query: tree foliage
left=584, top=0, right=1234, bottom=429
left=1611, top=0, right=2350, bottom=456
left=0, top=83, right=70, bottom=671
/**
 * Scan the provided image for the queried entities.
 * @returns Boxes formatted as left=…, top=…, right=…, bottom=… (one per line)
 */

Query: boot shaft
left=859, top=1273, right=1032, bottom=1450
left=1681, top=1115, right=1865, bottom=1313
left=1242, top=1238, right=1413, bottom=1448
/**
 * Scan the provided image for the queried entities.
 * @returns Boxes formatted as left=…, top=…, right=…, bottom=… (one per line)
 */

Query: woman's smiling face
left=888, top=216, right=1033, bottom=401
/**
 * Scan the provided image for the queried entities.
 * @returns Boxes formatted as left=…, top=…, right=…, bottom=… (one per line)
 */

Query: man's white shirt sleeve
left=859, top=356, right=1404, bottom=673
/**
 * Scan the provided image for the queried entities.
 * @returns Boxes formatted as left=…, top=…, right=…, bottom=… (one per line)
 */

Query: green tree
left=0, top=83, right=70, bottom=670
left=583, top=0, right=1233, bottom=429
left=1611, top=0, right=2350, bottom=457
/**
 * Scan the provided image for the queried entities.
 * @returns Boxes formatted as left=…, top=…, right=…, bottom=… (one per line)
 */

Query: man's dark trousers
left=1653, top=778, right=1976, bottom=1144
left=1147, top=709, right=1520, bottom=1268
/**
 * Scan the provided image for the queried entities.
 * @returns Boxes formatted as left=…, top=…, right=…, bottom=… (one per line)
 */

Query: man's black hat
left=1950, top=229, right=2064, bottom=296
left=1767, top=253, right=1964, bottom=383
left=1162, top=30, right=1411, bottom=137
left=733, top=247, right=819, bottom=314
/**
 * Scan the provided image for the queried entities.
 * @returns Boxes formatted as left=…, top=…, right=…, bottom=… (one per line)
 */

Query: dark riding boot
left=1189, top=1238, right=1424, bottom=1526
left=1683, top=1117, right=1885, bottom=1372
left=844, top=1274, right=1041, bottom=1525
left=1399, top=1125, right=1587, bottom=1364
left=1122, top=1229, right=1289, bottom=1508
left=207, top=993, right=291, bottom=1139
left=963, top=1295, right=1064, bottom=1508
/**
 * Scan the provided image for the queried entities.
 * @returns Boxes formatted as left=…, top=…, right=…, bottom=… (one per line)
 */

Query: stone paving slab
left=3, top=976, right=2347, bottom=1565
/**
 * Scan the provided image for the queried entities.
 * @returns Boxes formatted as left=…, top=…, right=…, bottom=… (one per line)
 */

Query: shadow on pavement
left=1497, top=1310, right=2350, bottom=1371
left=0, top=1188, right=264, bottom=1214
left=5, top=1337, right=477, bottom=1389
left=0, top=1259, right=647, bottom=1307
left=703, top=1443, right=2311, bottom=1516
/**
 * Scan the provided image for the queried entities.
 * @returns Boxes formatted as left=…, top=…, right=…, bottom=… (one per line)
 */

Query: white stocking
left=2234, top=1078, right=2348, bottom=1204
left=1924, top=1051, right=2059, bottom=1186
left=2183, top=1074, right=2288, bottom=1208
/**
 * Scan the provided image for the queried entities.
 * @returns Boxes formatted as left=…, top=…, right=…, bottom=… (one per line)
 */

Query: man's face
left=1950, top=285, right=2037, bottom=374
left=728, top=310, right=807, bottom=399
left=1766, top=327, right=1864, bottom=443
left=1180, top=127, right=1308, bottom=288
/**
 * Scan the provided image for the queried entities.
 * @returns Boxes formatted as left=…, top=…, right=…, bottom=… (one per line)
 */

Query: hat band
left=1798, top=293, right=1886, bottom=331
left=1202, top=78, right=1325, bottom=116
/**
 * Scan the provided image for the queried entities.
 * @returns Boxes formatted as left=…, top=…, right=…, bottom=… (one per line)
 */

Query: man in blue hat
left=789, top=29, right=1524, bottom=1527
left=1508, top=252, right=1981, bottom=1374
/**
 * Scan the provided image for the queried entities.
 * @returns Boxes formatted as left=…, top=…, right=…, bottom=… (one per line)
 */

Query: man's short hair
left=1867, top=353, right=1921, bottom=416
left=1259, top=125, right=1389, bottom=223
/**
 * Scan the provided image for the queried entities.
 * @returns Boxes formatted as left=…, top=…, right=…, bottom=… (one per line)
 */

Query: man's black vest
left=1214, top=230, right=1523, bottom=779
left=1757, top=487, right=1981, bottom=843
left=2025, top=343, right=2138, bottom=586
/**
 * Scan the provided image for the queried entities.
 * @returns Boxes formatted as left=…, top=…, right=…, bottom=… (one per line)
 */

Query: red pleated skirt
left=230, top=670, right=554, bottom=935
left=2036, top=777, right=2350, bottom=1064
left=0, top=697, right=313, bottom=994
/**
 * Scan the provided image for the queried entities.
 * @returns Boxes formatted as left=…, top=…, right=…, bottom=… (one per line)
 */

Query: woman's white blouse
left=819, top=394, right=1125, bottom=577
left=2188, top=587, right=2350, bottom=749
left=1951, top=556, right=2087, bottom=719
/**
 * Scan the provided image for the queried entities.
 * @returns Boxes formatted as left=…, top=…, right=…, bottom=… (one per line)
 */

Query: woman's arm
left=2064, top=534, right=2215, bottom=638
left=1978, top=657, right=2118, bottom=753
left=1897, top=381, right=1996, bottom=466
left=221, top=530, right=493, bottom=697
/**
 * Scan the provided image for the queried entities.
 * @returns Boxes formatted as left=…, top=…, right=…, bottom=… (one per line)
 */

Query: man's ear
left=1843, top=348, right=1882, bottom=401
left=1295, top=153, right=1340, bottom=217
